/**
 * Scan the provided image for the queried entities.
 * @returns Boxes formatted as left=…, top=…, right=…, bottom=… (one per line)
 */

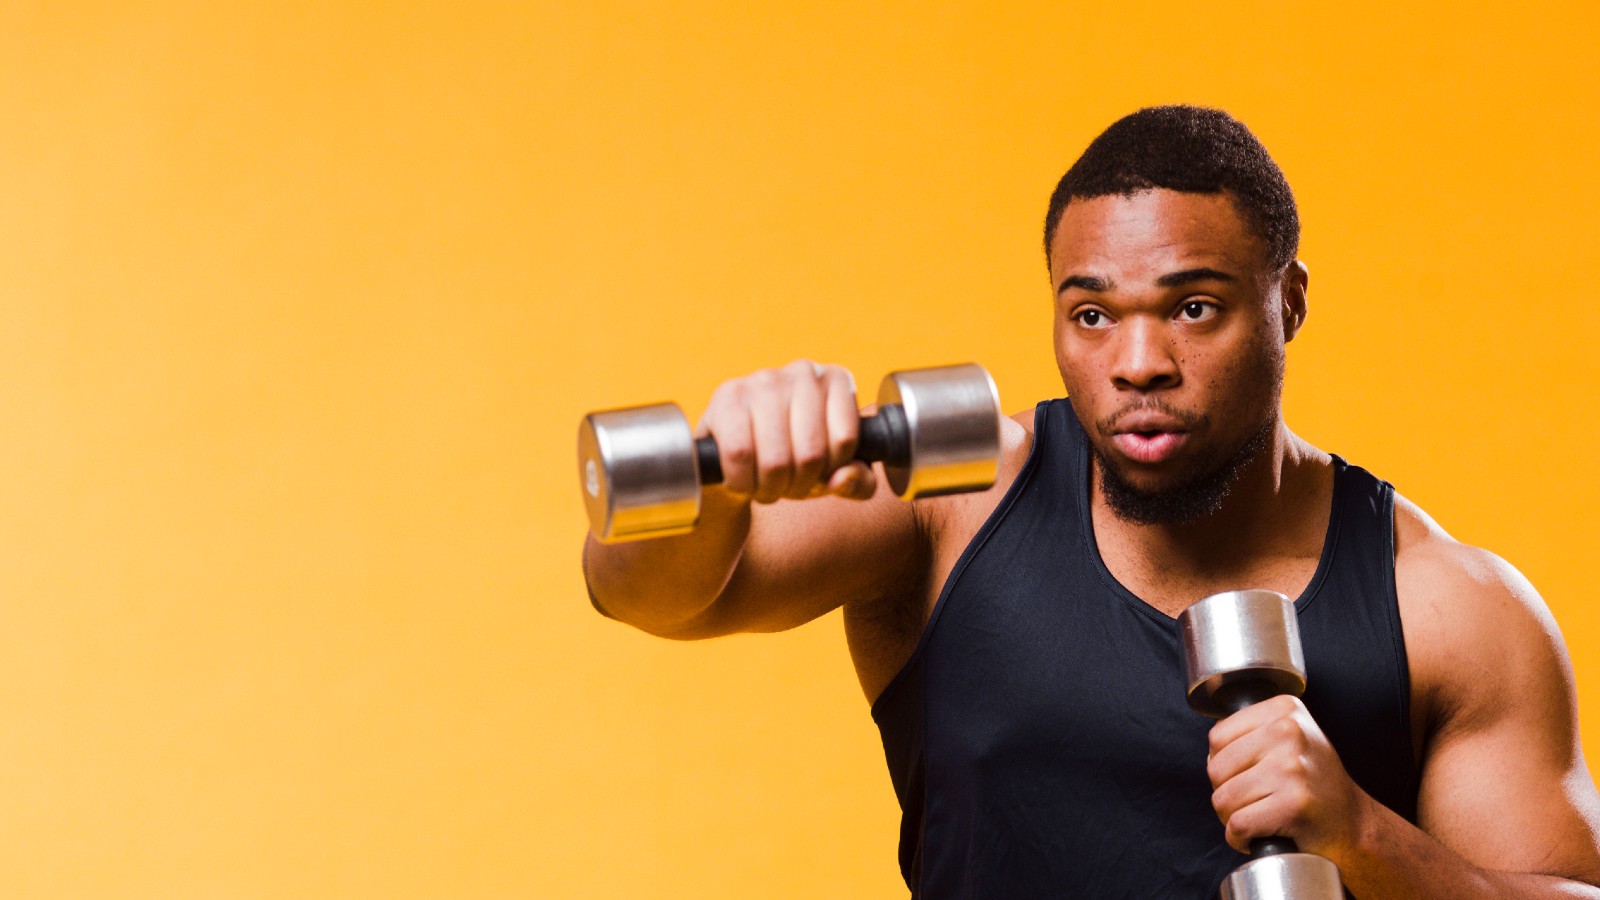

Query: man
left=583, top=106, right=1600, bottom=897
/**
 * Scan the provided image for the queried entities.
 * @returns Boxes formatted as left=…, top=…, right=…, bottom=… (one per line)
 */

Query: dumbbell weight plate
left=1221, top=852, right=1343, bottom=900
left=877, top=363, right=1002, bottom=500
left=579, top=403, right=701, bottom=543
left=1179, top=589, right=1307, bottom=718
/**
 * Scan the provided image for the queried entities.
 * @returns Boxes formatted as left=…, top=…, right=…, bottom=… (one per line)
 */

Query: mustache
left=1096, top=400, right=1206, bottom=434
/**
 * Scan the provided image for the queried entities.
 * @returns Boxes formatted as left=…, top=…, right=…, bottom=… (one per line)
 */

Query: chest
left=908, top=534, right=1420, bottom=823
left=1097, top=544, right=1327, bottom=619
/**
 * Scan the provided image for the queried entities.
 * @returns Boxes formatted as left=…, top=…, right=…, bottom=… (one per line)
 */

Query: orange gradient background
left=2, top=2, right=1598, bottom=896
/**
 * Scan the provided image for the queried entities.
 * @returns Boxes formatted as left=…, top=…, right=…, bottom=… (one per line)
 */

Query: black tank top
left=871, top=399, right=1418, bottom=898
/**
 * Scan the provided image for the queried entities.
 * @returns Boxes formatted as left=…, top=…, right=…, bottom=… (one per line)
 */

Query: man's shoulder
left=1012, top=405, right=1039, bottom=432
left=914, top=408, right=1037, bottom=549
left=1389, top=490, right=1568, bottom=722
left=1391, top=491, right=1538, bottom=613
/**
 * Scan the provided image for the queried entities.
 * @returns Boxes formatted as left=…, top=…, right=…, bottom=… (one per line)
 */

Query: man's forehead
left=1048, top=189, right=1267, bottom=284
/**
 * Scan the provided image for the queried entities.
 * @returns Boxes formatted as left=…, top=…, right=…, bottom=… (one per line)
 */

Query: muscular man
left=583, top=106, right=1600, bottom=897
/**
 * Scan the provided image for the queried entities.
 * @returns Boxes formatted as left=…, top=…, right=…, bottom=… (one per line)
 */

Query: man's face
left=1048, top=189, right=1304, bottom=523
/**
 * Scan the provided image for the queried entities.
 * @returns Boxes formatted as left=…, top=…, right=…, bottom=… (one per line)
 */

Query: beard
left=1092, top=416, right=1274, bottom=526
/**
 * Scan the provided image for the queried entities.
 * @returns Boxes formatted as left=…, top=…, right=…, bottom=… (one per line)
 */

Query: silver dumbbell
left=1179, top=590, right=1344, bottom=900
left=578, top=363, right=1002, bottom=543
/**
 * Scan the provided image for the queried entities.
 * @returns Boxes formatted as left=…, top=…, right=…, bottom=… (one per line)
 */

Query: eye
left=1177, top=300, right=1217, bottom=322
left=1073, top=309, right=1111, bottom=329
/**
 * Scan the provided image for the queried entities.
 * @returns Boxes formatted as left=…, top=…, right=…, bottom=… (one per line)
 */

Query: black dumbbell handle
left=695, top=404, right=911, bottom=485
left=1213, top=678, right=1303, bottom=859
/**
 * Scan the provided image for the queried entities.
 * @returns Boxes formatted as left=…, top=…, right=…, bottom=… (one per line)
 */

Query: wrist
left=1324, top=789, right=1388, bottom=875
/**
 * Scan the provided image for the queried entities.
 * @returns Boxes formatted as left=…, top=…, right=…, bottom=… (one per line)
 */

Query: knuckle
left=1230, top=804, right=1260, bottom=837
left=758, top=449, right=794, bottom=479
left=1286, top=784, right=1313, bottom=816
left=784, top=358, right=819, bottom=378
left=718, top=436, right=753, bottom=466
left=1284, top=751, right=1310, bottom=778
left=708, top=381, right=745, bottom=415
left=1205, top=757, right=1225, bottom=787
left=1207, top=727, right=1228, bottom=753
left=758, top=439, right=794, bottom=470
left=793, top=445, right=826, bottom=475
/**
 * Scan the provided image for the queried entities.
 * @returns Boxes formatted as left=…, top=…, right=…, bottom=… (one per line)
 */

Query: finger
left=1222, top=783, right=1313, bottom=853
left=746, top=370, right=794, bottom=503
left=785, top=360, right=829, bottom=498
left=1207, top=693, right=1300, bottom=756
left=1206, top=714, right=1286, bottom=789
left=821, top=365, right=860, bottom=472
left=1209, top=751, right=1278, bottom=825
left=698, top=382, right=757, bottom=497
left=1223, top=794, right=1278, bottom=853
left=825, top=461, right=877, bottom=500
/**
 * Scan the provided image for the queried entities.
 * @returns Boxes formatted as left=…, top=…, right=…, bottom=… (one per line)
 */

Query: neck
left=1090, top=419, right=1335, bottom=607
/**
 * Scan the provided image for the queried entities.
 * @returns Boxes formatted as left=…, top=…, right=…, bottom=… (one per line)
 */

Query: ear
left=1281, top=261, right=1309, bottom=342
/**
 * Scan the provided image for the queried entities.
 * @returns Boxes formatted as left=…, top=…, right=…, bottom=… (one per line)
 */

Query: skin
left=583, top=188, right=1600, bottom=897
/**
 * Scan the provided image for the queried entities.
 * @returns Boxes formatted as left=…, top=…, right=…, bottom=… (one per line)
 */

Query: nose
left=1110, top=318, right=1180, bottom=392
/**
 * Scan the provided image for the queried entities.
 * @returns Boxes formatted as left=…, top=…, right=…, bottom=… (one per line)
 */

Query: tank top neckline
left=1062, top=402, right=1348, bottom=629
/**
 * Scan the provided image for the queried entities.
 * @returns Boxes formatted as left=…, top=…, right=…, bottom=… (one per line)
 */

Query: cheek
left=1051, top=319, right=1074, bottom=375
left=1208, top=332, right=1283, bottom=414
left=1053, top=332, right=1092, bottom=395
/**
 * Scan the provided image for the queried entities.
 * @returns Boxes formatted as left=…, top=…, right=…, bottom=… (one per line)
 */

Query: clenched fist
left=1207, top=694, right=1374, bottom=859
left=697, top=359, right=877, bottom=504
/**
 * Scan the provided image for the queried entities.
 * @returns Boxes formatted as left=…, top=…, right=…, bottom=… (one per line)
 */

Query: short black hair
left=1043, top=106, right=1299, bottom=272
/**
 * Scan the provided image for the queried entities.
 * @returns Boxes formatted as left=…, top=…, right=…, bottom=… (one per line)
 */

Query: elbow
left=587, top=582, right=726, bottom=640
left=581, top=536, right=732, bottom=640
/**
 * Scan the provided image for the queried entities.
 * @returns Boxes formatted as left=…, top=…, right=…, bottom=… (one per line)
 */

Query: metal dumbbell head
left=1180, top=590, right=1344, bottom=899
left=578, top=402, right=702, bottom=543
left=1178, top=589, right=1307, bottom=718
left=876, top=363, right=1002, bottom=500
left=1220, top=851, right=1343, bottom=900
left=579, top=363, right=1002, bottom=543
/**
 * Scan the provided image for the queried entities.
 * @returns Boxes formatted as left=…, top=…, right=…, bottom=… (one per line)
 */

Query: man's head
left=1045, top=107, right=1308, bottom=526
left=1044, top=105, right=1299, bottom=274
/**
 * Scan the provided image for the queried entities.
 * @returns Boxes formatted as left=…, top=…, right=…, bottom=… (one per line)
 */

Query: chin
left=1091, top=424, right=1272, bottom=527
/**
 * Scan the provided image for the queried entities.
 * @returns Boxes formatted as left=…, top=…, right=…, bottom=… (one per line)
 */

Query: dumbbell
left=578, top=363, right=1001, bottom=543
left=1178, top=590, right=1344, bottom=900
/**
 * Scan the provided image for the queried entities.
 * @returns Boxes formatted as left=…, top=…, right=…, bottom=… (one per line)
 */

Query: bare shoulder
left=918, top=407, right=1038, bottom=539
left=1391, top=492, right=1574, bottom=733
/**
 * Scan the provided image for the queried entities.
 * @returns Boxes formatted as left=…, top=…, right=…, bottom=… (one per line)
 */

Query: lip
left=1108, top=408, right=1192, bottom=466
left=1111, top=411, right=1189, bottom=434
left=1111, top=430, right=1189, bottom=464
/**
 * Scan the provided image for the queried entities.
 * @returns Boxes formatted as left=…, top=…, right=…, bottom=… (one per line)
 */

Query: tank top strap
left=1298, top=458, right=1420, bottom=821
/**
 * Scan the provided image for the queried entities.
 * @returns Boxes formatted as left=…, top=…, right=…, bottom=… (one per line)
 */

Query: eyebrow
left=1056, top=267, right=1239, bottom=296
left=1155, top=267, right=1239, bottom=288
left=1055, top=274, right=1110, bottom=294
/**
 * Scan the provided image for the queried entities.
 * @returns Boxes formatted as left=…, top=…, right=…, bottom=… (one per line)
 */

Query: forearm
left=1334, top=797, right=1600, bottom=899
left=582, top=487, right=752, bottom=636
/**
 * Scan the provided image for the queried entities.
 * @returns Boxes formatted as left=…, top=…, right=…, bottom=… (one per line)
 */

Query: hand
left=1207, top=694, right=1373, bottom=858
left=696, top=359, right=876, bottom=504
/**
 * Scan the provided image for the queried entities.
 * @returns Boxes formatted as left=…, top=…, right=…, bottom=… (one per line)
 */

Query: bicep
left=1417, top=700, right=1600, bottom=881
left=1410, top=554, right=1600, bottom=883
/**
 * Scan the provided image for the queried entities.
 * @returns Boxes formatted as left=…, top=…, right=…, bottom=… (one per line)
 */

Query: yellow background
left=2, top=2, right=1597, bottom=896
